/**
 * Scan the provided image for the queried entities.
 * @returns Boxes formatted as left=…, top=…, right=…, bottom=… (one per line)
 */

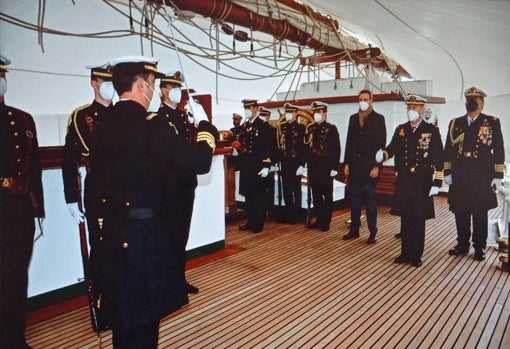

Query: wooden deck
left=26, top=196, right=510, bottom=348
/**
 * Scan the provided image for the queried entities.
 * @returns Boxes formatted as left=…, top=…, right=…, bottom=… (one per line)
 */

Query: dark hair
left=359, top=89, right=372, bottom=98
left=113, top=73, right=148, bottom=96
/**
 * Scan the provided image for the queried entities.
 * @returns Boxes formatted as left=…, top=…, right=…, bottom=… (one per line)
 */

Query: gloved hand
left=375, top=149, right=384, bottom=163
left=258, top=167, right=270, bottom=178
left=428, top=186, right=440, bottom=196
left=188, top=115, right=194, bottom=123
left=296, top=165, right=306, bottom=176
left=232, top=148, right=239, bottom=156
left=491, top=178, right=503, bottom=191
left=270, top=163, right=280, bottom=173
left=444, top=174, right=452, bottom=186
left=67, top=202, right=85, bottom=224
left=186, top=97, right=209, bottom=124
left=330, top=170, right=338, bottom=177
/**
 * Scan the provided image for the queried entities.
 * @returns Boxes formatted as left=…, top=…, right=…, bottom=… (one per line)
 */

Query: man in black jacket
left=1, top=53, right=45, bottom=349
left=343, top=89, right=386, bottom=244
left=444, top=86, right=505, bottom=261
left=87, top=56, right=217, bottom=348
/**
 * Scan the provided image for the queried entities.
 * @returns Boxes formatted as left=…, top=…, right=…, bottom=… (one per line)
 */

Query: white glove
left=375, top=149, right=384, bottom=163
left=296, top=165, right=306, bottom=176
left=186, top=97, right=208, bottom=123
left=491, top=178, right=503, bottom=191
left=330, top=170, right=338, bottom=177
left=428, top=186, right=440, bottom=196
left=67, top=202, right=85, bottom=224
left=444, top=174, right=452, bottom=186
left=232, top=148, right=239, bottom=156
left=270, top=164, right=280, bottom=173
left=188, top=115, right=194, bottom=123
left=258, top=167, right=269, bottom=178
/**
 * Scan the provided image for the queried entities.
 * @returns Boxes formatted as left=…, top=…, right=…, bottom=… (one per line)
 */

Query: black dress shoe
left=413, top=259, right=423, bottom=267
left=320, top=225, right=330, bottom=232
left=394, top=233, right=402, bottom=238
left=252, top=227, right=263, bottom=234
left=342, top=231, right=360, bottom=240
left=448, top=245, right=469, bottom=255
left=474, top=248, right=486, bottom=261
left=394, top=255, right=409, bottom=264
left=367, top=236, right=377, bottom=244
left=186, top=282, right=199, bottom=294
left=239, top=223, right=252, bottom=231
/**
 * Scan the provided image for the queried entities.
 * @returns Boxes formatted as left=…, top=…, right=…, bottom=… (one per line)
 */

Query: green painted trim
left=28, top=282, right=86, bottom=312
left=28, top=239, right=226, bottom=311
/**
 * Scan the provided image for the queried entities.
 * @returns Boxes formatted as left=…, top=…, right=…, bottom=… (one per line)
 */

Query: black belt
left=126, top=207, right=155, bottom=220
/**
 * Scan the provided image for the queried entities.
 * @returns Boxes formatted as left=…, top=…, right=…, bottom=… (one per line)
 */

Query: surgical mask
left=168, top=87, right=182, bottom=104
left=285, top=113, right=293, bottom=122
left=314, top=112, right=322, bottom=123
left=465, top=99, right=478, bottom=112
left=0, top=77, right=7, bottom=97
left=359, top=101, right=369, bottom=111
left=99, top=81, right=115, bottom=101
left=407, top=109, right=420, bottom=122
left=143, top=81, right=161, bottom=112
left=244, top=108, right=252, bottom=118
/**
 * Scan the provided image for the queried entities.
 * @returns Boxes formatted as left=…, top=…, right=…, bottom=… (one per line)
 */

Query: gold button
left=17, top=158, right=21, bottom=163
left=10, top=121, right=15, bottom=125
left=125, top=202, right=130, bottom=207
left=14, top=132, right=19, bottom=136
left=122, top=242, right=128, bottom=248
left=410, top=167, right=416, bottom=173
left=99, top=236, right=103, bottom=241
left=101, top=198, right=107, bottom=203
left=15, top=145, right=20, bottom=149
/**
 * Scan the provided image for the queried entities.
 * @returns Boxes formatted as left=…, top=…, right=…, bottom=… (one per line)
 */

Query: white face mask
left=144, top=80, right=161, bottom=112
left=314, top=112, right=322, bottom=123
left=244, top=108, right=252, bottom=118
left=359, top=101, right=369, bottom=111
left=168, top=87, right=182, bottom=104
left=285, top=113, right=293, bottom=122
left=99, top=81, right=115, bottom=101
left=0, top=77, right=7, bottom=97
left=407, top=109, right=420, bottom=122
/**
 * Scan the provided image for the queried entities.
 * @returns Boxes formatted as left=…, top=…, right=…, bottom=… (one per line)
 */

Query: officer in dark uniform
left=157, top=70, right=200, bottom=294
left=0, top=54, right=45, bottom=349
left=343, top=89, right=386, bottom=244
left=377, top=95, right=443, bottom=267
left=234, top=99, right=278, bottom=233
left=230, top=112, right=244, bottom=140
left=444, top=86, right=505, bottom=261
left=278, top=103, right=306, bottom=223
left=304, top=101, right=341, bottom=232
left=86, top=56, right=217, bottom=348
left=61, top=63, right=113, bottom=244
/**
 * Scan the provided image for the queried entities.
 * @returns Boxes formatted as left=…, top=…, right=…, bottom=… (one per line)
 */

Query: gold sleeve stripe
left=495, top=164, right=505, bottom=172
left=197, top=131, right=216, bottom=150
left=444, top=162, right=452, bottom=170
left=262, top=157, right=272, bottom=163
left=434, top=170, right=444, bottom=180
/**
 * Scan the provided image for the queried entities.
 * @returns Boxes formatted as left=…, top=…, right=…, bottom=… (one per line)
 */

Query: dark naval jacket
left=305, top=121, right=341, bottom=179
left=444, top=112, right=505, bottom=212
left=237, top=116, right=278, bottom=195
left=86, top=99, right=217, bottom=330
left=344, top=109, right=386, bottom=180
left=383, top=120, right=443, bottom=220
left=1, top=102, right=44, bottom=218
left=61, top=100, right=111, bottom=204
left=279, top=120, right=306, bottom=165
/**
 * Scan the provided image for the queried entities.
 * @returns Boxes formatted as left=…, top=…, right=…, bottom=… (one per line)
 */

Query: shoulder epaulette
left=67, top=103, right=92, bottom=128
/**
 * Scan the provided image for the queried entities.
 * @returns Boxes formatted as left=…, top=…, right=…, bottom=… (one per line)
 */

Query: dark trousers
left=311, top=175, right=334, bottom=229
left=112, top=322, right=159, bottom=349
left=401, top=215, right=425, bottom=262
left=1, top=195, right=35, bottom=349
left=454, top=210, right=488, bottom=250
left=245, top=189, right=269, bottom=230
left=281, top=162, right=302, bottom=222
left=349, top=179, right=378, bottom=235
left=171, top=188, right=195, bottom=284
